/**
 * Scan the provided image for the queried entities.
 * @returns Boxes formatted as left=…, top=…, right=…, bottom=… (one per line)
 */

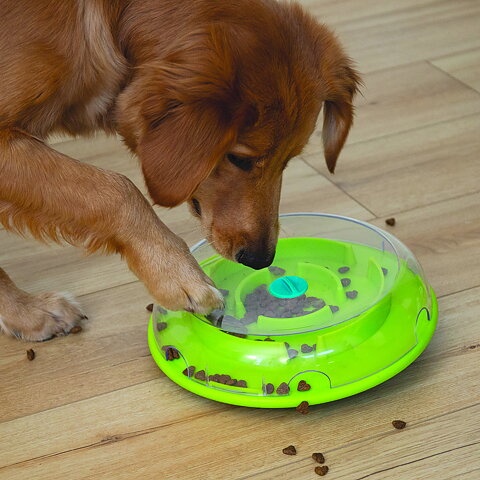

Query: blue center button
left=269, top=275, right=309, bottom=299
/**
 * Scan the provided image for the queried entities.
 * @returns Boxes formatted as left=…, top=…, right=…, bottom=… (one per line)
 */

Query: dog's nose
left=235, top=248, right=275, bottom=270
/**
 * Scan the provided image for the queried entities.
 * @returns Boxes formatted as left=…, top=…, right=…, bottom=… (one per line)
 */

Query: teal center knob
left=269, top=275, right=309, bottom=299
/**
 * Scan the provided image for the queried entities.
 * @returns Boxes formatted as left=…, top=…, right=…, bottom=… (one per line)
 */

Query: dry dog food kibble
left=288, top=349, right=299, bottom=359
left=315, top=465, right=329, bottom=476
left=301, top=344, right=314, bottom=353
left=341, top=278, right=351, bottom=287
left=70, top=326, right=82, bottom=334
left=165, top=347, right=180, bottom=361
left=306, top=297, right=326, bottom=309
left=282, top=445, right=297, bottom=456
left=296, top=401, right=309, bottom=414
left=146, top=303, right=154, bottom=312
left=182, top=366, right=195, bottom=377
left=268, top=266, right=286, bottom=276
left=346, top=290, right=358, bottom=299
left=26, top=349, right=35, bottom=361
left=385, top=217, right=396, bottom=226
left=194, top=370, right=206, bottom=381
left=392, top=420, right=407, bottom=430
left=236, top=380, right=247, bottom=388
left=297, top=380, right=311, bottom=391
left=329, top=305, right=339, bottom=313
left=156, top=322, right=167, bottom=332
left=226, top=378, right=237, bottom=386
left=338, top=266, right=350, bottom=274
left=266, top=383, right=275, bottom=394
left=312, top=452, right=325, bottom=464
left=277, top=382, right=290, bottom=395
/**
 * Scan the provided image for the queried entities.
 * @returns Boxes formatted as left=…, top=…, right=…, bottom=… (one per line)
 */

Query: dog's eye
left=226, top=154, right=254, bottom=172
left=191, top=198, right=201, bottom=216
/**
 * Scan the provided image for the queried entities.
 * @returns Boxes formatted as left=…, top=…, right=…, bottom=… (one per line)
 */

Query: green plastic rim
left=148, top=289, right=437, bottom=407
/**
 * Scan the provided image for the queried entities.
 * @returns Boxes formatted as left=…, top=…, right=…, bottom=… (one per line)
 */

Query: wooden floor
left=1, top=1, right=480, bottom=479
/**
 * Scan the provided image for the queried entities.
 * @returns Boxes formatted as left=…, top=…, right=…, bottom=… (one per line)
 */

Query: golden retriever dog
left=0, top=0, right=360, bottom=341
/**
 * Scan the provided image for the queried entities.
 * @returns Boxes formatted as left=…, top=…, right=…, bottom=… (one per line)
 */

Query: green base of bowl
left=148, top=289, right=437, bottom=408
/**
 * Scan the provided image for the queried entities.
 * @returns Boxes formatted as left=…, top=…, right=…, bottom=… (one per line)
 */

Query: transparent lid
left=191, top=213, right=424, bottom=336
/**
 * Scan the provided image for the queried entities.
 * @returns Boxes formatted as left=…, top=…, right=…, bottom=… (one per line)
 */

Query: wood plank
left=328, top=0, right=480, bottom=74
left=245, top=405, right=480, bottom=480
left=368, top=193, right=480, bottom=298
left=431, top=49, right=480, bottom=93
left=1, top=285, right=479, bottom=476
left=0, top=281, right=158, bottom=423
left=303, top=61, right=480, bottom=156
left=304, top=114, right=480, bottom=215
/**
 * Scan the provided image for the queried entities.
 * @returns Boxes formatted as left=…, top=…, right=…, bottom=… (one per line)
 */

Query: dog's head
left=117, top=1, right=360, bottom=269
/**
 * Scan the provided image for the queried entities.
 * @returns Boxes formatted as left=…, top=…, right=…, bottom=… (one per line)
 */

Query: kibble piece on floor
left=288, top=349, right=299, bottom=359
left=297, top=380, right=311, bottom=391
left=346, top=290, right=358, bottom=299
left=301, top=344, right=314, bottom=353
left=236, top=380, right=247, bottom=388
left=265, top=383, right=274, bottom=394
left=329, top=305, right=339, bottom=313
left=26, top=349, right=35, bottom=361
left=338, top=266, right=350, bottom=273
left=269, top=266, right=286, bottom=276
left=277, top=382, right=290, bottom=394
left=282, top=445, right=297, bottom=456
left=156, top=322, right=167, bottom=332
left=312, top=452, right=325, bottom=464
left=296, top=400, right=309, bottom=414
left=182, top=366, right=195, bottom=377
left=315, top=465, right=329, bottom=476
left=70, top=326, right=82, bottom=334
left=392, top=420, right=407, bottom=429
left=385, top=217, right=396, bottom=226
left=145, top=303, right=154, bottom=312
left=341, top=278, right=351, bottom=287
left=194, top=370, right=206, bottom=381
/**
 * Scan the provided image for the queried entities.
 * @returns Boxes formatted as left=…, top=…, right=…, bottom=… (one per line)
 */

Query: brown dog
left=0, top=0, right=360, bottom=341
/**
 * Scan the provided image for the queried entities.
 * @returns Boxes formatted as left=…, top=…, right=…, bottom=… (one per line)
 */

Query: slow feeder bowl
left=148, top=213, right=437, bottom=408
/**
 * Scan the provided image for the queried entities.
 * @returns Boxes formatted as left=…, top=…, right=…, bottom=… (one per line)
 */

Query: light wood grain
left=2, top=1, right=480, bottom=479
left=431, top=48, right=480, bottom=93
left=1, top=286, right=479, bottom=477
left=303, top=61, right=480, bottom=155
left=304, top=113, right=480, bottom=215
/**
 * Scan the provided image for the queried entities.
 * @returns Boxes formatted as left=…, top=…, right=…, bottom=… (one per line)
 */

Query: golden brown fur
left=0, top=0, right=359, bottom=340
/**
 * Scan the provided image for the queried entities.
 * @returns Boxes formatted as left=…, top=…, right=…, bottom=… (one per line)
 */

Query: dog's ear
left=135, top=26, right=241, bottom=207
left=322, top=62, right=361, bottom=173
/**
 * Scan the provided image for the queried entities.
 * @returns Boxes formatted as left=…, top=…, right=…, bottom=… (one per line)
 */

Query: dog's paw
left=150, top=268, right=224, bottom=315
left=0, top=292, right=87, bottom=342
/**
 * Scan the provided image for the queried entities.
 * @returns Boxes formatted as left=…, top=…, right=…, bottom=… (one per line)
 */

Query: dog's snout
left=235, top=248, right=275, bottom=270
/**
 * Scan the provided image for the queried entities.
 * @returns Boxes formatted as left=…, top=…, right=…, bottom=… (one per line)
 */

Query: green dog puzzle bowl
left=148, top=213, right=437, bottom=408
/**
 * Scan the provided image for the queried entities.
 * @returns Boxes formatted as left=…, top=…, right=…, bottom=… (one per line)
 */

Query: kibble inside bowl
left=148, top=213, right=438, bottom=408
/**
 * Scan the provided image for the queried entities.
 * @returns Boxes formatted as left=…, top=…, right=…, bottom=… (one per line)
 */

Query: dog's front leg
left=0, top=129, right=222, bottom=340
